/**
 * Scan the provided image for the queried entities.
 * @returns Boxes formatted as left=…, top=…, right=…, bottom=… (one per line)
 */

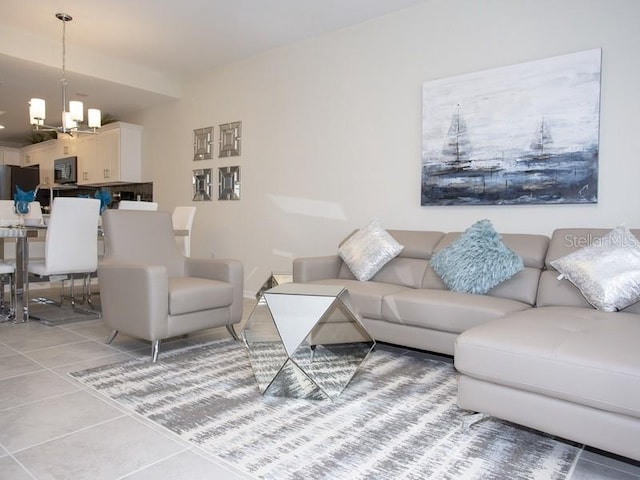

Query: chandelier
left=28, top=13, right=101, bottom=135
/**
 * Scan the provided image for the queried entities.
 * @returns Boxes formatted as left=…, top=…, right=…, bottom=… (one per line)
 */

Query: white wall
left=140, top=0, right=640, bottom=295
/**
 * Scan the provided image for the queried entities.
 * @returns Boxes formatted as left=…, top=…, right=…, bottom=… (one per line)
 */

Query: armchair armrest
left=97, top=263, right=170, bottom=340
left=185, top=258, right=244, bottom=324
left=293, top=255, right=343, bottom=282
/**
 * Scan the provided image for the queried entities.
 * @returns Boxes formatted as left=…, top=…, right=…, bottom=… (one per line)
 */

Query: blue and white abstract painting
left=421, top=49, right=601, bottom=206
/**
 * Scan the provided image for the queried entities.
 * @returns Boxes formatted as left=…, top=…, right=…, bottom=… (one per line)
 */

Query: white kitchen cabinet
left=77, top=122, right=142, bottom=185
left=22, top=140, right=51, bottom=167
left=54, top=137, right=76, bottom=157
left=21, top=137, right=76, bottom=185
left=42, top=137, right=76, bottom=185
left=22, top=141, right=55, bottom=184
left=76, top=135, right=100, bottom=184
left=0, top=147, right=21, bottom=166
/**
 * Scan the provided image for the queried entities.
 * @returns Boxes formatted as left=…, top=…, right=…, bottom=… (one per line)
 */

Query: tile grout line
left=8, top=414, right=130, bottom=456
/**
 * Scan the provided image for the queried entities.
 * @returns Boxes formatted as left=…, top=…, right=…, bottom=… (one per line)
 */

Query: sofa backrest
left=337, top=230, right=445, bottom=289
left=422, top=232, right=550, bottom=306
left=335, top=228, right=548, bottom=304
left=538, top=228, right=640, bottom=313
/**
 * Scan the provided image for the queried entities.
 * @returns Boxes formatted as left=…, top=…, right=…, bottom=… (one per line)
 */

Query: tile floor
left=0, top=295, right=638, bottom=479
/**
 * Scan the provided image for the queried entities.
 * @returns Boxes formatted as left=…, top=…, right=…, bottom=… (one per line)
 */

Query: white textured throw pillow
left=338, top=219, right=404, bottom=281
left=550, top=225, right=640, bottom=312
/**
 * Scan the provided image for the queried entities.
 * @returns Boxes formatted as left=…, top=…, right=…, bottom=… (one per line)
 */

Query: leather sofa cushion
left=387, top=230, right=445, bottom=259
left=537, top=270, right=594, bottom=308
left=302, top=278, right=407, bottom=320
left=487, top=267, right=542, bottom=306
left=339, top=257, right=430, bottom=290
left=423, top=266, right=541, bottom=306
left=381, top=289, right=531, bottom=333
left=455, top=306, right=640, bottom=419
left=371, top=257, right=431, bottom=289
left=169, top=277, right=233, bottom=315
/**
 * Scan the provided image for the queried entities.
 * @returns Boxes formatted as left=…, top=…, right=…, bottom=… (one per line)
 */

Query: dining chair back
left=0, top=200, right=18, bottom=226
left=118, top=200, right=158, bottom=211
left=24, top=201, right=44, bottom=226
left=0, top=201, right=43, bottom=226
left=171, top=206, right=196, bottom=257
left=0, top=262, right=15, bottom=318
left=0, top=202, right=18, bottom=307
left=28, top=197, right=101, bottom=310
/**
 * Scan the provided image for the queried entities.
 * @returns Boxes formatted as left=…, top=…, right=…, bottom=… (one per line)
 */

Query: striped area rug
left=70, top=339, right=579, bottom=479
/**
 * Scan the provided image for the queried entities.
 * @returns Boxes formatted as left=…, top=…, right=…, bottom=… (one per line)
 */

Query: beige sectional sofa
left=292, top=227, right=640, bottom=462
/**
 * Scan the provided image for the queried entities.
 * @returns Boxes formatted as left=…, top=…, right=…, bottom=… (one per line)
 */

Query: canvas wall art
left=421, top=49, right=601, bottom=206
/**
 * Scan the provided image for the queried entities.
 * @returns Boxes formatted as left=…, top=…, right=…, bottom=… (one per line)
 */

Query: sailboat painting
left=421, top=49, right=601, bottom=206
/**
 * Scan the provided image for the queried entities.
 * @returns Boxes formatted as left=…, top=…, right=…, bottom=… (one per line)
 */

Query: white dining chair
left=171, top=206, right=196, bottom=257
left=0, top=200, right=18, bottom=227
left=118, top=200, right=158, bottom=211
left=0, top=202, right=20, bottom=319
left=24, top=201, right=44, bottom=226
left=0, top=200, right=43, bottom=226
left=28, top=197, right=101, bottom=311
left=0, top=262, right=15, bottom=320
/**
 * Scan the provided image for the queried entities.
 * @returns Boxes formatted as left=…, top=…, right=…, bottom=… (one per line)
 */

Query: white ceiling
left=0, top=0, right=429, bottom=147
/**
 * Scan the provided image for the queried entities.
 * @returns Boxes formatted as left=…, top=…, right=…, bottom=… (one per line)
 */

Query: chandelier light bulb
left=69, top=101, right=84, bottom=122
left=88, top=109, right=101, bottom=128
left=29, top=98, right=46, bottom=126
left=62, top=111, right=77, bottom=130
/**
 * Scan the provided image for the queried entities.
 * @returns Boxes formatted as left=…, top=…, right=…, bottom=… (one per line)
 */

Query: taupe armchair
left=98, top=209, right=243, bottom=361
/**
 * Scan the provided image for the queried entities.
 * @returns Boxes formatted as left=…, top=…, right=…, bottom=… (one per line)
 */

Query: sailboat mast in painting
left=443, top=104, right=472, bottom=169
left=529, top=117, right=553, bottom=160
left=421, top=49, right=601, bottom=206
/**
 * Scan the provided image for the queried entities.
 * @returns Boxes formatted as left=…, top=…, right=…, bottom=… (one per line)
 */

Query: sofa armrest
left=185, top=258, right=244, bottom=323
left=293, top=255, right=343, bottom=282
left=97, top=263, right=170, bottom=340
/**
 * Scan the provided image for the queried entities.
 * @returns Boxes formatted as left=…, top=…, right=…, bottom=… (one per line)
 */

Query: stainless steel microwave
left=53, top=156, right=77, bottom=184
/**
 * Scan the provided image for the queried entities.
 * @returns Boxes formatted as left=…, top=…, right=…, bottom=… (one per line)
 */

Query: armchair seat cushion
left=169, top=277, right=233, bottom=315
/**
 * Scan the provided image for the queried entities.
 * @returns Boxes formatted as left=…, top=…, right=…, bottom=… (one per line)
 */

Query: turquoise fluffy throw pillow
left=431, top=219, right=524, bottom=294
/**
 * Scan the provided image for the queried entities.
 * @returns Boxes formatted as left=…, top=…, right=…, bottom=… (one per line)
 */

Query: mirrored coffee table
left=242, top=283, right=375, bottom=400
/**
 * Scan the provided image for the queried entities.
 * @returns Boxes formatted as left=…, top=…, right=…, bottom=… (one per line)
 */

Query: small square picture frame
left=219, top=121, right=242, bottom=157
left=218, top=166, right=240, bottom=200
left=193, top=127, right=213, bottom=161
left=192, top=168, right=213, bottom=201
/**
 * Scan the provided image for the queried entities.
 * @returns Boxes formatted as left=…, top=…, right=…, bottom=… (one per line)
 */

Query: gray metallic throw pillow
left=550, top=225, right=640, bottom=312
left=338, top=219, right=404, bottom=281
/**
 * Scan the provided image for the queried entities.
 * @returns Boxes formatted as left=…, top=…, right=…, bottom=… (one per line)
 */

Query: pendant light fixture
left=28, top=13, right=101, bottom=135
